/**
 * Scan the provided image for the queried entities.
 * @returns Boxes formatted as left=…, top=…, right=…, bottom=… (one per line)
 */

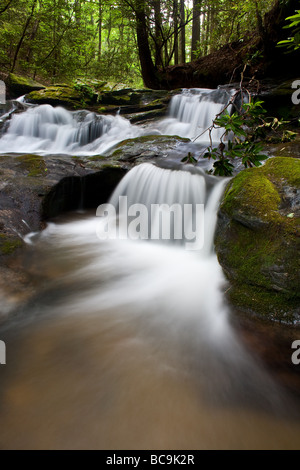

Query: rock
left=6, top=73, right=45, bottom=99
left=0, top=153, right=127, bottom=239
left=0, top=134, right=190, bottom=248
left=105, top=135, right=191, bottom=163
left=25, top=82, right=172, bottom=120
left=215, top=156, right=300, bottom=324
left=255, top=79, right=300, bottom=122
left=25, top=85, right=87, bottom=109
left=0, top=150, right=129, bottom=316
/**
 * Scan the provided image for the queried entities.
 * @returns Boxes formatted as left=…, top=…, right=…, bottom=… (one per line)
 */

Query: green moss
left=261, top=156, right=300, bottom=187
left=226, top=283, right=299, bottom=324
left=216, top=218, right=298, bottom=291
left=221, top=157, right=300, bottom=233
left=215, top=157, right=300, bottom=322
left=7, top=74, right=45, bottom=96
left=0, top=234, right=23, bottom=255
left=223, top=169, right=281, bottom=219
left=16, top=154, right=47, bottom=177
left=88, top=155, right=106, bottom=161
left=26, top=86, right=85, bottom=109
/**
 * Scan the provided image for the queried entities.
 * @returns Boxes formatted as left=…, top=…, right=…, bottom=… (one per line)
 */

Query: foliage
left=181, top=152, right=198, bottom=164
left=182, top=91, right=297, bottom=177
left=0, top=0, right=278, bottom=84
left=277, top=9, right=300, bottom=51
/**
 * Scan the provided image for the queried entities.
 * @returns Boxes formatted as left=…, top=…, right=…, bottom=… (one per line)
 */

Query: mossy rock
left=6, top=73, right=45, bottom=99
left=26, top=85, right=89, bottom=109
left=0, top=234, right=23, bottom=256
left=98, top=90, right=141, bottom=106
left=215, top=156, right=300, bottom=324
left=16, top=154, right=47, bottom=177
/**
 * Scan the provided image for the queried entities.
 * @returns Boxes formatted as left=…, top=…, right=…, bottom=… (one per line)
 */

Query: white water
left=108, top=162, right=228, bottom=255
left=0, top=104, right=144, bottom=155
left=0, top=89, right=300, bottom=450
left=156, top=87, right=235, bottom=142
left=0, top=87, right=234, bottom=155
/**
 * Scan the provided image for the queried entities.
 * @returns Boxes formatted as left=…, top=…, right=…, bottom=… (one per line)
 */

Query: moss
left=222, top=169, right=281, bottom=220
left=261, top=156, right=300, bottom=187
left=226, top=283, right=300, bottom=325
left=16, top=154, right=47, bottom=177
left=88, top=155, right=106, bottom=161
left=216, top=218, right=298, bottom=292
left=215, top=157, right=300, bottom=322
left=0, top=234, right=23, bottom=255
left=221, top=157, right=300, bottom=233
left=26, top=86, right=85, bottom=109
left=7, top=73, right=45, bottom=97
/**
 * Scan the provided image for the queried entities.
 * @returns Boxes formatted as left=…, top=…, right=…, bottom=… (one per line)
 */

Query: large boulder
left=25, top=85, right=90, bottom=109
left=215, top=156, right=300, bottom=324
left=5, top=73, right=45, bottom=99
left=0, top=151, right=127, bottom=316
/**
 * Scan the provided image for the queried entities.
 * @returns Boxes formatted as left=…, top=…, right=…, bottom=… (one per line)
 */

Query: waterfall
left=105, top=162, right=228, bottom=256
left=0, top=104, right=142, bottom=155
left=0, top=87, right=236, bottom=155
left=157, top=87, right=235, bottom=142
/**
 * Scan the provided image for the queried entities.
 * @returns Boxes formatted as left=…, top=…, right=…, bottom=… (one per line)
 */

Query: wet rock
left=106, top=135, right=191, bottom=164
left=215, top=156, right=300, bottom=324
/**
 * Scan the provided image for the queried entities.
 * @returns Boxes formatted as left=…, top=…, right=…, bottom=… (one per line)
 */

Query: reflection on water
left=0, top=213, right=300, bottom=450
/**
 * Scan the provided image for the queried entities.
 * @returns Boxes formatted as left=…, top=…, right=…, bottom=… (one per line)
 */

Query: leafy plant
left=181, top=152, right=198, bottom=164
left=181, top=92, right=296, bottom=177
left=73, top=82, right=96, bottom=102
left=277, top=10, right=300, bottom=51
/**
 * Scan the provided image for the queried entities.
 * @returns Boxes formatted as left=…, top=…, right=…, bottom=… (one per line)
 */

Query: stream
left=0, top=88, right=299, bottom=450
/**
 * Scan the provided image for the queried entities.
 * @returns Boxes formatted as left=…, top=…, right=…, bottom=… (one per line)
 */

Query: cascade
left=157, top=87, right=235, bottom=142
left=0, top=88, right=298, bottom=450
left=0, top=87, right=235, bottom=155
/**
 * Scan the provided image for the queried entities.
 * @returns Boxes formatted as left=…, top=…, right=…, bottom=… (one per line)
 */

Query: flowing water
left=0, top=88, right=300, bottom=450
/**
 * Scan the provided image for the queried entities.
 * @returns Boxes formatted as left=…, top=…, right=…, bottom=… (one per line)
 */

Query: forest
left=0, top=0, right=297, bottom=88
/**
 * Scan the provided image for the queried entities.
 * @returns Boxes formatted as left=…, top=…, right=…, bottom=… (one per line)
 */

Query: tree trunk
left=179, top=0, right=185, bottom=63
left=153, top=0, right=163, bottom=67
left=173, top=0, right=179, bottom=64
left=98, top=0, right=102, bottom=61
left=135, top=3, right=160, bottom=88
left=11, top=0, right=37, bottom=72
left=191, top=0, right=201, bottom=60
left=254, top=1, right=266, bottom=49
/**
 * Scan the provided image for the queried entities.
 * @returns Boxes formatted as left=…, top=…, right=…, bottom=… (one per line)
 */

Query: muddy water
left=0, top=213, right=300, bottom=450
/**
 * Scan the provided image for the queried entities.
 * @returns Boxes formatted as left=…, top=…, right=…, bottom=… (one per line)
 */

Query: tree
left=191, top=0, right=202, bottom=60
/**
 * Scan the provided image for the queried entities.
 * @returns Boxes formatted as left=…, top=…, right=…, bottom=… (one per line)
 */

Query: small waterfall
left=0, top=104, right=142, bottom=155
left=106, top=162, right=228, bottom=256
left=157, top=87, right=235, bottom=143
